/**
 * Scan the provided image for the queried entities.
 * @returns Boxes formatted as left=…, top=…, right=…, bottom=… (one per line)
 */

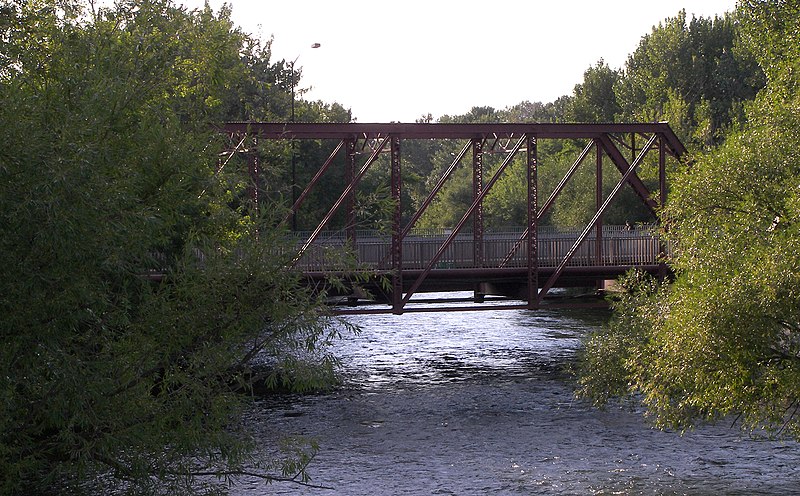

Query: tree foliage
left=568, top=61, right=621, bottom=122
left=615, top=9, right=764, bottom=148
left=578, top=0, right=800, bottom=438
left=0, top=1, right=348, bottom=494
left=400, top=8, right=763, bottom=231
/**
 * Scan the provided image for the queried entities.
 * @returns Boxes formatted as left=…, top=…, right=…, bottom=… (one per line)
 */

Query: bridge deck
left=296, top=226, right=667, bottom=313
left=297, top=226, right=662, bottom=270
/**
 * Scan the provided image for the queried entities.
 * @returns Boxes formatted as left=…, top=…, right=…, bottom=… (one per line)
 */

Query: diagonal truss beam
left=500, top=139, right=595, bottom=267
left=281, top=139, right=345, bottom=227
left=400, top=139, right=472, bottom=239
left=535, top=133, right=659, bottom=305
left=292, top=137, right=390, bottom=265
left=400, top=135, right=527, bottom=310
left=598, top=133, right=658, bottom=215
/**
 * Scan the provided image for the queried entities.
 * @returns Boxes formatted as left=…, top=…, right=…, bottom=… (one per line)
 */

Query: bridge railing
left=292, top=225, right=668, bottom=271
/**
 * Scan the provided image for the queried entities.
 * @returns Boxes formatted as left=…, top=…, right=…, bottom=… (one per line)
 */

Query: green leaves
left=0, top=1, right=347, bottom=493
left=615, top=10, right=764, bottom=149
left=578, top=0, right=800, bottom=439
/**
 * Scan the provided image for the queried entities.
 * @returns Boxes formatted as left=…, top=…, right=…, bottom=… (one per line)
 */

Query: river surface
left=235, top=294, right=800, bottom=495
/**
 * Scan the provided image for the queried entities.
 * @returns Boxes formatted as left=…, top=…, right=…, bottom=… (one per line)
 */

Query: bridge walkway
left=296, top=225, right=666, bottom=314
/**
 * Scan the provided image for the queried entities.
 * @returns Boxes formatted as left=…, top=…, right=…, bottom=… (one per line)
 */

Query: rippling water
left=236, top=294, right=800, bottom=495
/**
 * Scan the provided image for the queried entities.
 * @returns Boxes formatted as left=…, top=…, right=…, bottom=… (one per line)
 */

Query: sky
left=180, top=0, right=738, bottom=123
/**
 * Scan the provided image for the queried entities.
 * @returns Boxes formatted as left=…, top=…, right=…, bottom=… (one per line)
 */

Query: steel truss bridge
left=221, top=122, right=687, bottom=314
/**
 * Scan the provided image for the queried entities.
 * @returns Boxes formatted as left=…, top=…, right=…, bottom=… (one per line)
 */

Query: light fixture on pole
left=290, top=42, right=321, bottom=231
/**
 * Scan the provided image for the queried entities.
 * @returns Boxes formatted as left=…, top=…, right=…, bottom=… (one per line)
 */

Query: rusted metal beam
left=282, top=139, right=345, bottom=227
left=390, top=136, right=403, bottom=314
left=401, top=135, right=527, bottom=307
left=473, top=139, right=484, bottom=268
left=595, top=139, right=603, bottom=266
left=526, top=135, right=538, bottom=310
left=345, top=139, right=356, bottom=244
left=597, top=133, right=658, bottom=216
left=536, top=134, right=659, bottom=305
left=247, top=135, right=260, bottom=212
left=222, top=122, right=687, bottom=142
left=499, top=139, right=594, bottom=268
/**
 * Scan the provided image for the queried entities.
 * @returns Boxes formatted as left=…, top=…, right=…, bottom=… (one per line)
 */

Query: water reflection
left=236, top=293, right=800, bottom=495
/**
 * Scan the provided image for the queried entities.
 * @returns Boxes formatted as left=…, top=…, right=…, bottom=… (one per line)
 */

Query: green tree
left=578, top=0, right=800, bottom=439
left=615, top=9, right=764, bottom=148
left=504, top=99, right=566, bottom=123
left=0, top=1, right=346, bottom=493
left=568, top=60, right=621, bottom=122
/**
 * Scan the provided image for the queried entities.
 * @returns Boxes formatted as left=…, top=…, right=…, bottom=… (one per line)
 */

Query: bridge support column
left=247, top=135, right=260, bottom=213
left=595, top=139, right=604, bottom=288
left=390, top=136, right=404, bottom=314
left=526, top=135, right=538, bottom=310
left=345, top=138, right=357, bottom=246
left=473, top=139, right=485, bottom=302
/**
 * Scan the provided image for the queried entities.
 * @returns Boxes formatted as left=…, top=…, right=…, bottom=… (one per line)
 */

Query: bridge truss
left=222, top=122, right=686, bottom=314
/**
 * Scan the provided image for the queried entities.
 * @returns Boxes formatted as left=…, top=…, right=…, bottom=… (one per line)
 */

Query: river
left=235, top=294, right=800, bottom=495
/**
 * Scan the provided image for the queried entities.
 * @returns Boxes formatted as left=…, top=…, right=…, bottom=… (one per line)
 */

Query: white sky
left=181, top=0, right=738, bottom=122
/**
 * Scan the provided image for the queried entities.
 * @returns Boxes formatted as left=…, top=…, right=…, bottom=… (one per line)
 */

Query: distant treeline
left=267, top=10, right=765, bottom=231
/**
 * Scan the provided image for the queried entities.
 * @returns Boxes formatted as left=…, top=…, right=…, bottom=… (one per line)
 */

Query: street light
left=290, top=42, right=321, bottom=231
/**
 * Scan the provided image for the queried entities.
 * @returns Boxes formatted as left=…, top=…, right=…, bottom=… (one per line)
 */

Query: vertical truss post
left=537, top=133, right=659, bottom=305
left=527, top=135, right=538, bottom=310
left=595, top=139, right=603, bottom=266
left=659, top=134, right=667, bottom=209
left=247, top=135, right=259, bottom=213
left=659, top=135, right=668, bottom=280
left=473, top=139, right=484, bottom=269
left=283, top=140, right=346, bottom=228
left=390, top=136, right=403, bottom=314
left=345, top=138, right=357, bottom=246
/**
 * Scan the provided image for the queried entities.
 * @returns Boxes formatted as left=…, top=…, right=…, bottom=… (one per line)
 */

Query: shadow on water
left=236, top=293, right=800, bottom=496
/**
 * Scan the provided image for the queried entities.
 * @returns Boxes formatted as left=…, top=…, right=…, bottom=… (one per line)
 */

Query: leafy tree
left=615, top=9, right=764, bottom=148
left=737, top=0, right=800, bottom=100
left=483, top=156, right=529, bottom=227
left=578, top=0, right=800, bottom=439
left=0, top=1, right=347, bottom=494
left=417, top=164, right=475, bottom=229
left=504, top=99, right=566, bottom=123
left=567, top=60, right=621, bottom=122
left=439, top=105, right=501, bottom=123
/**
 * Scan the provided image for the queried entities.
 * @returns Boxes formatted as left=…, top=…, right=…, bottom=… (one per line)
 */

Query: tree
left=0, top=1, right=346, bottom=494
left=578, top=0, right=800, bottom=439
left=567, top=60, right=621, bottom=122
left=615, top=10, right=764, bottom=148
